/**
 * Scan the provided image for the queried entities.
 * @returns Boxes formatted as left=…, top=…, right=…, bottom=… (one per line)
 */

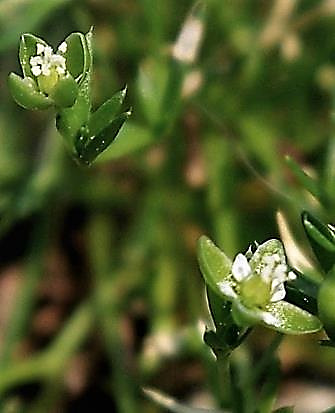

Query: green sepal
left=249, top=239, right=286, bottom=274
left=87, top=86, right=127, bottom=137
left=8, top=73, right=52, bottom=110
left=56, top=77, right=91, bottom=145
left=232, top=300, right=322, bottom=334
left=197, top=236, right=233, bottom=298
left=63, top=31, right=91, bottom=84
left=75, top=110, right=131, bottom=165
left=19, top=33, right=48, bottom=78
left=50, top=74, right=78, bottom=108
left=302, top=211, right=335, bottom=273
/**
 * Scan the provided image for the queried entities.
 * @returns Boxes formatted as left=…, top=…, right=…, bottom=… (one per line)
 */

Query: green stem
left=216, top=352, right=231, bottom=409
left=253, top=333, right=283, bottom=384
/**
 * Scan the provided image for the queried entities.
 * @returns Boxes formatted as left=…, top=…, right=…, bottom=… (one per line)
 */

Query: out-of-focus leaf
left=0, top=0, right=71, bottom=53
left=285, top=156, right=322, bottom=200
left=302, top=211, right=335, bottom=273
left=143, top=388, right=225, bottom=413
left=95, top=122, right=154, bottom=162
left=318, top=268, right=335, bottom=340
left=272, top=408, right=294, bottom=413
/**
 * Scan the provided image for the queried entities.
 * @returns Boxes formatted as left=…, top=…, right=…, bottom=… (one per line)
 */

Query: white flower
left=30, top=42, right=67, bottom=78
left=218, top=239, right=292, bottom=308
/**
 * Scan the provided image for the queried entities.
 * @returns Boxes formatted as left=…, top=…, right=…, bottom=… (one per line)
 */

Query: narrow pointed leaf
left=302, top=211, right=335, bottom=273
left=50, top=74, right=78, bottom=108
left=285, top=155, right=322, bottom=200
left=197, top=236, right=233, bottom=298
left=87, top=86, right=127, bottom=137
left=8, top=73, right=52, bottom=110
left=19, top=33, right=47, bottom=78
left=76, top=110, right=131, bottom=165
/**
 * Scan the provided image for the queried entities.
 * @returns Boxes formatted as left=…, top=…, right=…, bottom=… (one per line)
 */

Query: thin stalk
left=253, top=333, right=283, bottom=384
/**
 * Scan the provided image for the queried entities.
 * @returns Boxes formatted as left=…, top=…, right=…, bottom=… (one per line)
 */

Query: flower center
left=239, top=275, right=272, bottom=308
left=30, top=42, right=67, bottom=95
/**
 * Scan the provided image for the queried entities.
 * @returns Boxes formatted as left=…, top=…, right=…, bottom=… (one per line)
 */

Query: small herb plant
left=8, top=29, right=130, bottom=166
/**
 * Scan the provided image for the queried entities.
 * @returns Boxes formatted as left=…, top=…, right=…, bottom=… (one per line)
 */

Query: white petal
left=36, top=43, right=45, bottom=55
left=217, top=281, right=237, bottom=300
left=44, top=46, right=53, bottom=57
left=232, top=253, right=251, bottom=282
left=288, top=271, right=297, bottom=281
left=30, top=56, right=42, bottom=66
left=31, top=65, right=42, bottom=76
left=58, top=41, right=67, bottom=53
left=41, top=63, right=50, bottom=76
left=261, top=311, right=280, bottom=327
left=270, top=282, right=286, bottom=302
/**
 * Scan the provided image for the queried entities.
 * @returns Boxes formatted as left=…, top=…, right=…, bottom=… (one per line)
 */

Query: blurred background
left=1, top=0, right=335, bottom=411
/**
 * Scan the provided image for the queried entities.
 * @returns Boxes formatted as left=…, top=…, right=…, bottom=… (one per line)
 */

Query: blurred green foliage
left=2, top=0, right=335, bottom=411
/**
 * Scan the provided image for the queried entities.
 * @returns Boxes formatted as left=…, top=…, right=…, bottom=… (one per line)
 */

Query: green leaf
left=95, top=122, right=154, bottom=162
left=143, top=387, right=224, bottom=413
left=8, top=73, right=52, bottom=110
left=317, top=271, right=335, bottom=340
left=197, top=236, right=233, bottom=298
left=50, top=74, right=78, bottom=108
left=63, top=32, right=90, bottom=82
left=75, top=110, right=131, bottom=165
left=19, top=33, right=47, bottom=78
left=302, top=211, right=335, bottom=273
left=87, top=86, right=127, bottom=137
left=285, top=155, right=322, bottom=200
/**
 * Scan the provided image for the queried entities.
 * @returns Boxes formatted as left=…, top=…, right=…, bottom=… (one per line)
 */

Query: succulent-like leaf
left=8, top=73, right=52, bottom=110
left=50, top=74, right=78, bottom=108
left=302, top=211, right=335, bottom=273
left=87, top=86, right=127, bottom=137
left=19, top=33, right=47, bottom=78
left=285, top=155, right=322, bottom=200
left=197, top=236, right=233, bottom=298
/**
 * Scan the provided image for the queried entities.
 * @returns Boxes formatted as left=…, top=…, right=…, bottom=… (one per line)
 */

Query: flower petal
left=270, top=281, right=286, bottom=302
left=232, top=253, right=251, bottom=282
left=217, top=281, right=237, bottom=300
